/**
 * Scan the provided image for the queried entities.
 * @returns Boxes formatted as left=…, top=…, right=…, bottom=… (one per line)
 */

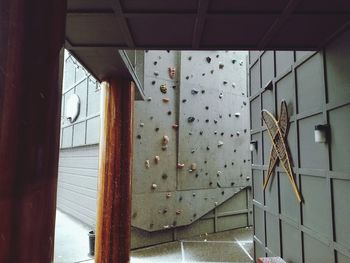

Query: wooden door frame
left=0, top=0, right=66, bottom=261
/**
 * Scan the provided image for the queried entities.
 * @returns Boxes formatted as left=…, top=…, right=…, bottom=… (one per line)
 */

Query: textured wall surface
left=132, top=50, right=251, bottom=233
left=249, top=29, right=350, bottom=262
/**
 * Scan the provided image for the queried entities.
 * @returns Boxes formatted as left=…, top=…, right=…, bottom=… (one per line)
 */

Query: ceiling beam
left=257, top=0, right=302, bottom=49
left=64, top=38, right=102, bottom=80
left=65, top=42, right=127, bottom=50
left=65, top=38, right=123, bottom=50
left=122, top=11, right=350, bottom=16
left=65, top=11, right=349, bottom=18
left=66, top=43, right=319, bottom=51
left=192, top=0, right=210, bottom=48
left=110, top=0, right=135, bottom=48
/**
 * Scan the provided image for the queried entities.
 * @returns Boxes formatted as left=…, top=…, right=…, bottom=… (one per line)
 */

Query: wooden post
left=96, top=80, right=135, bottom=263
left=0, top=0, right=66, bottom=262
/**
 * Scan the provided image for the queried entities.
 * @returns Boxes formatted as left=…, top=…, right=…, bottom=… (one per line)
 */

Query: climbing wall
left=178, top=51, right=250, bottom=190
left=133, top=50, right=180, bottom=231
left=132, top=50, right=251, bottom=232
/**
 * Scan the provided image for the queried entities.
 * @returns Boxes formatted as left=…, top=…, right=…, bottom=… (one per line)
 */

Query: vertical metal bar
left=322, top=49, right=336, bottom=263
left=293, top=51, right=304, bottom=263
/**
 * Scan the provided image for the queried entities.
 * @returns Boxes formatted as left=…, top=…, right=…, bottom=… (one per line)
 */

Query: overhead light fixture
left=314, top=124, right=329, bottom=143
left=250, top=140, right=258, bottom=151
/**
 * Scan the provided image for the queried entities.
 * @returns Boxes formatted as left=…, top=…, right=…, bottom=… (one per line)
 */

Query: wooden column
left=0, top=0, right=66, bottom=262
left=96, top=80, right=135, bottom=263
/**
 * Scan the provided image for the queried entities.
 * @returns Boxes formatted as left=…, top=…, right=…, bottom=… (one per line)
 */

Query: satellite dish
left=66, top=94, right=80, bottom=123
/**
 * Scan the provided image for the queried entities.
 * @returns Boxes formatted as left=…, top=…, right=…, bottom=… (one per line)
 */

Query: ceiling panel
left=200, top=15, right=277, bottom=48
left=66, top=14, right=126, bottom=45
left=268, top=14, right=350, bottom=48
left=295, top=0, right=350, bottom=13
left=127, top=15, right=196, bottom=47
left=64, top=0, right=350, bottom=99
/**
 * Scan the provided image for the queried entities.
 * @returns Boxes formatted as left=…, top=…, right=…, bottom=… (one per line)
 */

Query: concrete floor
left=54, top=210, right=94, bottom=263
left=132, top=228, right=253, bottom=263
left=54, top=210, right=253, bottom=263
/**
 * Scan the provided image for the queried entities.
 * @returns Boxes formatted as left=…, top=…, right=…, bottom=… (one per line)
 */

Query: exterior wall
left=57, top=145, right=99, bottom=227
left=249, top=30, right=350, bottom=262
left=60, top=53, right=101, bottom=149
left=57, top=52, right=101, bottom=227
left=131, top=50, right=252, bottom=247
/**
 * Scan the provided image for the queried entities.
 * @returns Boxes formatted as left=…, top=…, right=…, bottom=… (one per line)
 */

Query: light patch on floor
left=54, top=210, right=94, bottom=263
left=54, top=210, right=253, bottom=263
left=131, top=228, right=253, bottom=262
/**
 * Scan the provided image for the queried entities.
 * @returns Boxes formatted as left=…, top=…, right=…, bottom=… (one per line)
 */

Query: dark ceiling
left=65, top=0, right=350, bottom=87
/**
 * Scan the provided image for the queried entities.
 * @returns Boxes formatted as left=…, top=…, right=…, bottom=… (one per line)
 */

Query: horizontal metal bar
left=65, top=43, right=127, bottom=50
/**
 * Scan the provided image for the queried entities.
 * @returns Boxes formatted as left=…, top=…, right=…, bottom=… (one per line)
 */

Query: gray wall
left=57, top=52, right=101, bottom=227
left=131, top=50, right=252, bottom=247
left=131, top=188, right=252, bottom=249
left=249, top=30, right=350, bottom=262
left=57, top=145, right=99, bottom=227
